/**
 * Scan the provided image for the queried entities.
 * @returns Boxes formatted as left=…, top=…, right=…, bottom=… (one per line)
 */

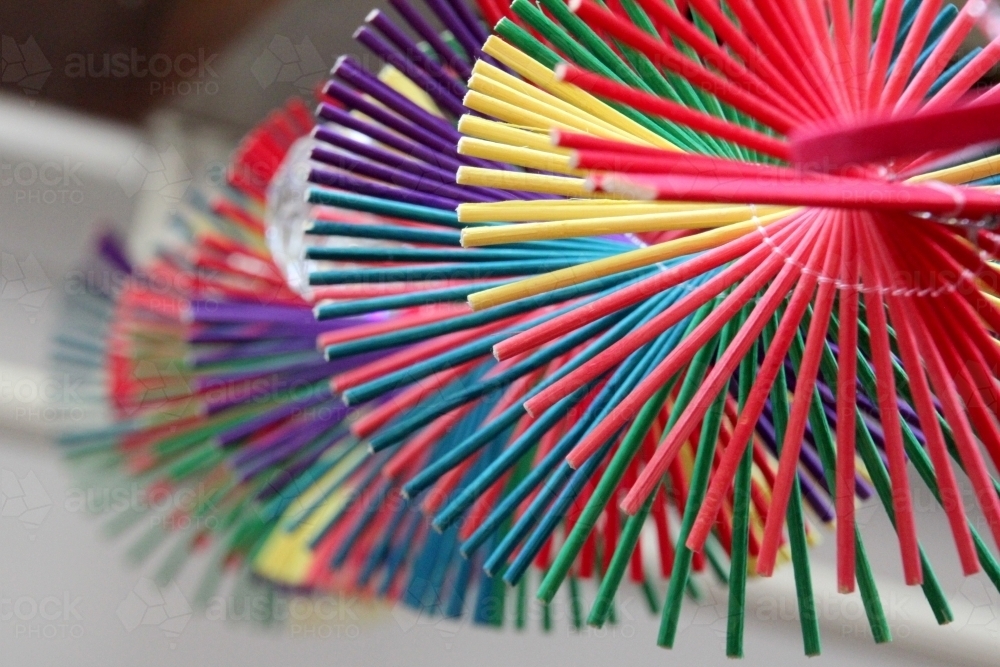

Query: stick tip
left=600, top=174, right=657, bottom=200
left=553, top=62, right=570, bottom=82
left=619, top=495, right=640, bottom=516
left=364, top=8, right=381, bottom=21
left=567, top=0, right=584, bottom=13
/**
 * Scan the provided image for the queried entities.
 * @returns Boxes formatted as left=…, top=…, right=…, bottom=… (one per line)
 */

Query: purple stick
left=366, top=10, right=466, bottom=95
left=388, top=0, right=473, bottom=79
left=313, top=126, right=489, bottom=198
left=323, top=80, right=456, bottom=156
left=315, top=103, right=537, bottom=199
left=187, top=300, right=318, bottom=325
left=332, top=59, right=513, bottom=178
left=98, top=232, right=133, bottom=275
left=191, top=337, right=316, bottom=366
left=235, top=415, right=341, bottom=476
left=444, top=0, right=490, bottom=48
left=354, top=26, right=467, bottom=117
left=317, top=102, right=462, bottom=172
left=423, top=0, right=484, bottom=65
left=310, top=145, right=485, bottom=204
left=754, top=411, right=835, bottom=522
left=188, top=320, right=353, bottom=343
left=333, top=57, right=458, bottom=140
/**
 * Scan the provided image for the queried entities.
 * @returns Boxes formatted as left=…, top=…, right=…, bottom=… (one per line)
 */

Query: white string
left=750, top=203, right=968, bottom=298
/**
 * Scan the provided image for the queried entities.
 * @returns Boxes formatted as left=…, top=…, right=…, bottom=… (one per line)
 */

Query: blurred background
left=0, top=1, right=998, bottom=665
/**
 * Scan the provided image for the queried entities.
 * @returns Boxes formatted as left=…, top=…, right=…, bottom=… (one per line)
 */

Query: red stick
left=572, top=148, right=821, bottom=180
left=876, top=234, right=979, bottom=574
left=598, top=171, right=1000, bottom=218
left=567, top=0, right=795, bottom=133
left=630, top=0, right=807, bottom=124
left=684, top=0, right=819, bottom=120
left=855, top=213, right=922, bottom=585
left=799, top=0, right=853, bottom=115
left=755, top=0, right=841, bottom=117
left=555, top=65, right=791, bottom=158
left=495, top=215, right=798, bottom=361
left=879, top=0, right=944, bottom=109
left=850, top=0, right=873, bottom=108
left=895, top=1, right=981, bottom=112
left=835, top=212, right=859, bottom=593
left=332, top=317, right=517, bottom=391
left=680, top=223, right=828, bottom=546
left=791, top=96, right=1000, bottom=171
left=351, top=360, right=479, bottom=438
left=525, top=218, right=809, bottom=418
left=867, top=0, right=907, bottom=109
left=757, top=220, right=841, bottom=577
left=619, top=219, right=823, bottom=518
left=316, top=306, right=465, bottom=349
left=722, top=0, right=832, bottom=118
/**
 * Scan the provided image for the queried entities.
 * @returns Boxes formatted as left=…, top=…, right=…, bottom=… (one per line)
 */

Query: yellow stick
left=467, top=209, right=797, bottom=310
left=458, top=137, right=584, bottom=176
left=464, top=90, right=576, bottom=133
left=457, top=199, right=726, bottom=222
left=457, top=166, right=620, bottom=198
left=472, top=60, right=641, bottom=144
left=468, top=74, right=638, bottom=142
left=483, top=36, right=677, bottom=151
left=461, top=205, right=788, bottom=245
left=379, top=65, right=442, bottom=117
left=458, top=115, right=570, bottom=155
left=908, top=154, right=1000, bottom=184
